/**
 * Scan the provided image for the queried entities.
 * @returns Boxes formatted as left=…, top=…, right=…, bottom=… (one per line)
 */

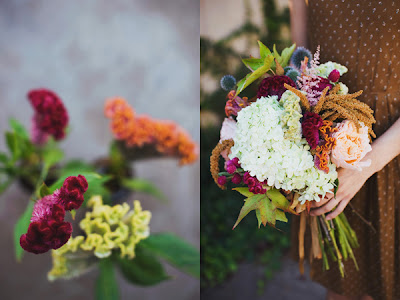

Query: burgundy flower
left=20, top=219, right=72, bottom=254
left=217, top=176, right=227, bottom=186
left=314, top=77, right=333, bottom=93
left=57, top=175, right=89, bottom=211
left=225, top=91, right=250, bottom=117
left=302, top=112, right=324, bottom=149
left=256, top=75, right=296, bottom=100
left=28, top=89, right=69, bottom=143
left=20, top=175, right=88, bottom=254
left=328, top=69, right=340, bottom=82
left=225, top=160, right=237, bottom=174
left=231, top=173, right=242, bottom=185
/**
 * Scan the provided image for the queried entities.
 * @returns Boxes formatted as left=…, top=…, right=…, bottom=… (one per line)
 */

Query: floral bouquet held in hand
left=210, top=42, right=376, bottom=277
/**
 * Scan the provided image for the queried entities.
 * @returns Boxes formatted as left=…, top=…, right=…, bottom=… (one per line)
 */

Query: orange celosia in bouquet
left=210, top=41, right=376, bottom=277
left=105, top=97, right=198, bottom=165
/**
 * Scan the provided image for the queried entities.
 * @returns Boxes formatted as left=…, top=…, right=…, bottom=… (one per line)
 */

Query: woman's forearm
left=364, top=117, right=400, bottom=176
left=289, top=0, right=308, bottom=47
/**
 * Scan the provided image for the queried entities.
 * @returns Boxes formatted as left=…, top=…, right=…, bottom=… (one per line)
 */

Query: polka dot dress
left=291, top=1, right=400, bottom=299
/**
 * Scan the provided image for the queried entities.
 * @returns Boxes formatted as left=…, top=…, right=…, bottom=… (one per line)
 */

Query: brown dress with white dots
left=291, top=1, right=400, bottom=299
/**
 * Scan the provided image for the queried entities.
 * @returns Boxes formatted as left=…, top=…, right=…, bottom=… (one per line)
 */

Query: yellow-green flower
left=48, top=196, right=151, bottom=280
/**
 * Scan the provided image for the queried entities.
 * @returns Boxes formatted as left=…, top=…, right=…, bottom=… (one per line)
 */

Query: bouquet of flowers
left=0, top=89, right=199, bottom=300
left=210, top=42, right=376, bottom=276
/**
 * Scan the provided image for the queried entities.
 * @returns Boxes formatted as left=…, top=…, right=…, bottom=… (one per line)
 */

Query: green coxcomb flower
left=48, top=196, right=151, bottom=280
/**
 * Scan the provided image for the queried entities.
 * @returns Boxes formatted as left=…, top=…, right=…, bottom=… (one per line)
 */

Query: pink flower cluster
left=217, top=157, right=242, bottom=186
left=20, top=175, right=88, bottom=254
left=243, top=172, right=267, bottom=194
left=28, top=89, right=69, bottom=144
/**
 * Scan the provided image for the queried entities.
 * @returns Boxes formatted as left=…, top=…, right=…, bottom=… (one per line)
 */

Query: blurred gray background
left=0, top=0, right=199, bottom=299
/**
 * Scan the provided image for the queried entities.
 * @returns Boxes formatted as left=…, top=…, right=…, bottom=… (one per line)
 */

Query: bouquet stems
left=317, top=212, right=359, bottom=277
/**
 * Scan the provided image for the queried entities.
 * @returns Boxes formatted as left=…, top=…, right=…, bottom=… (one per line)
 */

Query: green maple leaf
left=233, top=188, right=293, bottom=229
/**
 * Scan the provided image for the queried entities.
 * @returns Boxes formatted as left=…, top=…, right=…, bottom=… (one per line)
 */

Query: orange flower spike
left=104, top=97, right=130, bottom=118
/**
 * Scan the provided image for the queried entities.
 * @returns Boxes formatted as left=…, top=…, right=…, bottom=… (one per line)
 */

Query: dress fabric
left=291, top=1, right=400, bottom=299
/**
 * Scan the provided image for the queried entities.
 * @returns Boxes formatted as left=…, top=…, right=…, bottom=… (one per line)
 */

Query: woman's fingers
left=310, top=197, right=341, bottom=216
left=312, top=192, right=334, bottom=207
left=326, top=199, right=348, bottom=220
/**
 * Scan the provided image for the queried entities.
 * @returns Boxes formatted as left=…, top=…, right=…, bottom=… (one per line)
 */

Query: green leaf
left=122, top=178, right=167, bottom=202
left=258, top=40, right=271, bottom=59
left=334, top=178, right=339, bottom=198
left=258, top=196, right=276, bottom=226
left=37, top=182, right=51, bottom=198
left=42, top=148, right=64, bottom=171
left=6, top=132, right=21, bottom=161
left=116, top=246, right=170, bottom=286
left=236, top=55, right=274, bottom=95
left=266, top=188, right=294, bottom=213
left=273, top=43, right=296, bottom=69
left=140, top=233, right=200, bottom=278
left=275, top=210, right=288, bottom=222
left=233, top=187, right=255, bottom=198
left=9, top=118, right=29, bottom=139
left=242, top=58, right=265, bottom=72
left=233, top=194, right=265, bottom=229
left=234, top=190, right=291, bottom=229
left=96, top=258, right=120, bottom=300
left=0, top=152, right=9, bottom=165
left=14, top=201, right=34, bottom=262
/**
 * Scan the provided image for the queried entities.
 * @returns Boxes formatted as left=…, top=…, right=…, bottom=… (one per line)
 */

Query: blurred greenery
left=200, top=0, right=292, bottom=289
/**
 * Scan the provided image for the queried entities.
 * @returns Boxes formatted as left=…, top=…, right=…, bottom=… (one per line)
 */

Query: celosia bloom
left=229, top=95, right=337, bottom=203
left=331, top=120, right=372, bottom=171
left=302, top=112, right=324, bottom=149
left=48, top=196, right=151, bottom=280
left=256, top=75, right=296, bottom=100
left=20, top=175, right=88, bottom=254
left=105, top=97, right=198, bottom=165
left=28, top=89, right=69, bottom=144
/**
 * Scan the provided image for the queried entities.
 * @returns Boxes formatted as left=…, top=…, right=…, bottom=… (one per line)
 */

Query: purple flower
left=328, top=69, right=340, bottom=82
left=231, top=173, right=242, bottom=184
left=225, top=160, right=237, bottom=174
left=217, top=176, right=227, bottom=186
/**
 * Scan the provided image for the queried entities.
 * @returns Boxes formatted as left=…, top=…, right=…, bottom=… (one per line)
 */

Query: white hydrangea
left=317, top=61, right=348, bottom=78
left=336, top=82, right=349, bottom=95
left=229, top=96, right=337, bottom=203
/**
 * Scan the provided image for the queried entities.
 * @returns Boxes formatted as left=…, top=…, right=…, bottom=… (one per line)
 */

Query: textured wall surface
left=0, top=0, right=199, bottom=299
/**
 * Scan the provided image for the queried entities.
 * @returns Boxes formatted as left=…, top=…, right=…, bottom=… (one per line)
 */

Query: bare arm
left=289, top=0, right=308, bottom=47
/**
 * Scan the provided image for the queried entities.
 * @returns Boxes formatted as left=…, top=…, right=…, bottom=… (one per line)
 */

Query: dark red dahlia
left=28, top=89, right=69, bottom=143
left=301, top=112, right=324, bottom=149
left=256, top=75, right=296, bottom=100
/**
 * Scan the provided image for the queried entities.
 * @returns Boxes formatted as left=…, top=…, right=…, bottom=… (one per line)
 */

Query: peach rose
left=331, top=120, right=372, bottom=171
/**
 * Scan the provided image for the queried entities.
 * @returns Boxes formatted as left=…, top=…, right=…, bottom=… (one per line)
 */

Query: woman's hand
left=310, top=167, right=372, bottom=220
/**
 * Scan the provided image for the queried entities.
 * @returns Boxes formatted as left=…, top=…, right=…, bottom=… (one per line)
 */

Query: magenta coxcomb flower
left=302, top=112, right=324, bottom=149
left=20, top=175, right=88, bottom=254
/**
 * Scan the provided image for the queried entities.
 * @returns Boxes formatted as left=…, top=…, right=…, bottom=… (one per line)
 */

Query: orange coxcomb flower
left=104, top=97, right=198, bottom=165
